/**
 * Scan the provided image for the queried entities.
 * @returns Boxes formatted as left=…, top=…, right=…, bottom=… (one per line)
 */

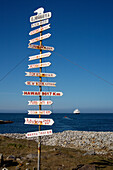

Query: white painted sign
left=25, top=72, right=56, bottom=77
left=28, top=44, right=54, bottom=51
left=26, top=129, right=53, bottom=137
left=28, top=100, right=53, bottom=105
left=29, top=24, right=50, bottom=35
left=31, top=19, right=49, bottom=28
left=29, top=33, right=51, bottom=44
left=28, top=110, right=52, bottom=115
left=23, top=91, right=63, bottom=96
left=25, top=118, right=54, bottom=125
left=29, top=52, right=51, bottom=61
left=30, top=12, right=51, bottom=23
left=25, top=81, right=56, bottom=87
left=28, top=62, right=51, bottom=69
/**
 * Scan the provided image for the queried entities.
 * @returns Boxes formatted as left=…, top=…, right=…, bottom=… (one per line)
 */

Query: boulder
left=0, top=153, right=3, bottom=166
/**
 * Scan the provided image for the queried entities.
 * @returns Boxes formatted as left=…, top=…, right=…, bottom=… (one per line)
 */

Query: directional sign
left=25, top=81, right=56, bottom=87
left=31, top=19, right=49, bottom=28
left=25, top=72, right=56, bottom=77
left=28, top=44, right=54, bottom=51
left=28, top=100, right=53, bottom=105
left=28, top=110, right=52, bottom=115
left=25, top=118, right=54, bottom=125
left=29, top=52, right=51, bottom=61
left=30, top=12, right=51, bottom=23
left=29, top=33, right=51, bottom=44
left=26, top=129, right=53, bottom=137
left=23, top=91, right=63, bottom=96
left=29, top=24, right=50, bottom=35
left=28, top=62, right=51, bottom=69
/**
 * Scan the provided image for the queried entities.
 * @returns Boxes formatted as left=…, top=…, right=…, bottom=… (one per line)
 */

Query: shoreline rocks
left=0, top=130, right=113, bottom=155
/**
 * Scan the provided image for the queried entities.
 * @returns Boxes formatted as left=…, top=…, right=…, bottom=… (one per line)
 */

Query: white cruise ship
left=73, top=109, right=80, bottom=114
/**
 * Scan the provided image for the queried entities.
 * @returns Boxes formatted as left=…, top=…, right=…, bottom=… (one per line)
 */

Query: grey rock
left=79, top=164, right=96, bottom=170
left=26, top=154, right=37, bottom=159
left=6, top=155, right=16, bottom=160
left=2, top=168, right=8, bottom=170
left=83, top=150, right=95, bottom=156
left=16, top=158, right=21, bottom=162
left=0, top=153, right=3, bottom=166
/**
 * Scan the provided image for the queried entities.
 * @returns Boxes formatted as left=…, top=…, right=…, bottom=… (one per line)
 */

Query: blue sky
left=0, top=0, right=113, bottom=113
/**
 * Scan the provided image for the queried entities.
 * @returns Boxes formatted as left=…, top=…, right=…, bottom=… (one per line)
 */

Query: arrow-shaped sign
left=29, top=24, right=50, bottom=35
left=23, top=91, right=63, bottom=96
left=25, top=81, right=56, bottom=87
left=28, top=100, right=53, bottom=105
left=29, top=52, right=51, bottom=61
left=25, top=72, right=56, bottom=77
left=26, top=129, right=53, bottom=137
left=28, top=62, right=51, bottom=69
left=29, top=33, right=51, bottom=44
left=25, top=118, right=54, bottom=125
left=31, top=19, right=49, bottom=28
left=28, top=44, right=54, bottom=51
left=28, top=110, right=52, bottom=115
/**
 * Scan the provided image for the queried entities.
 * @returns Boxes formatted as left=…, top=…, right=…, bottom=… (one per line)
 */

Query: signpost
left=29, top=24, right=50, bottom=35
left=26, top=129, right=53, bottom=137
left=25, top=81, right=56, bottom=87
left=29, top=33, right=51, bottom=44
left=23, top=7, right=63, bottom=170
left=28, top=100, right=53, bottom=105
left=29, top=52, right=51, bottom=61
left=23, top=91, right=63, bottom=96
left=25, top=72, right=56, bottom=77
left=31, top=19, right=49, bottom=28
left=28, top=110, right=52, bottom=115
left=28, top=44, right=54, bottom=51
left=28, top=62, right=51, bottom=69
left=25, top=118, right=54, bottom=125
left=30, top=12, right=51, bottom=22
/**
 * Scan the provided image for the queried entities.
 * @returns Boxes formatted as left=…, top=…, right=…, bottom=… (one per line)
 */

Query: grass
left=0, top=135, right=113, bottom=170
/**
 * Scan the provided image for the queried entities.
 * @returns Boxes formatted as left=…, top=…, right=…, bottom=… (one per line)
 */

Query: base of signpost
left=38, top=136, right=41, bottom=170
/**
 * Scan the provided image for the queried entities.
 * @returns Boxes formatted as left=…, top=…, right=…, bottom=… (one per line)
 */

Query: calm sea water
left=0, top=113, right=113, bottom=134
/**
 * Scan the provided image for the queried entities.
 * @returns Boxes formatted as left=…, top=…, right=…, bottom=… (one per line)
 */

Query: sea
left=0, top=113, right=113, bottom=134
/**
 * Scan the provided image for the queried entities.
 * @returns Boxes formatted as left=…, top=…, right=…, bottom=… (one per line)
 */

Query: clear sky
left=0, top=0, right=113, bottom=113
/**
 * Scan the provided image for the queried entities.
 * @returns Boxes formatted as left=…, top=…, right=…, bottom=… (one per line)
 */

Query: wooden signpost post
left=23, top=7, right=63, bottom=170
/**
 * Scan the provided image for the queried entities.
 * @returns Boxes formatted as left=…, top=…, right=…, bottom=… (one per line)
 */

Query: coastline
left=1, top=130, right=113, bottom=155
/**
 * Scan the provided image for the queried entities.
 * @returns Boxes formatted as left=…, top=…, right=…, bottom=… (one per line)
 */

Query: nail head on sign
left=34, top=7, right=44, bottom=14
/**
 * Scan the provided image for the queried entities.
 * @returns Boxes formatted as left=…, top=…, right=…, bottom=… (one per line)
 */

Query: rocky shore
left=1, top=130, right=113, bottom=155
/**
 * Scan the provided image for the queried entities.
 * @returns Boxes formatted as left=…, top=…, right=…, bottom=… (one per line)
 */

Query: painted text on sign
left=28, top=44, right=54, bottom=51
left=29, top=24, right=50, bottom=35
left=31, top=19, right=49, bottom=28
left=23, top=91, right=63, bottom=96
left=25, top=118, right=54, bottom=125
left=29, top=52, right=51, bottom=61
left=30, top=12, right=51, bottom=23
left=29, top=33, right=51, bottom=44
left=28, top=62, right=51, bottom=69
left=26, top=129, right=53, bottom=137
left=28, top=100, right=53, bottom=105
left=25, top=81, right=56, bottom=87
left=28, top=110, right=52, bottom=115
left=25, top=72, right=56, bottom=77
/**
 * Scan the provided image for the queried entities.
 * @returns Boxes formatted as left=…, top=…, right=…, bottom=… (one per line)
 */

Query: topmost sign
left=30, top=7, right=52, bottom=23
